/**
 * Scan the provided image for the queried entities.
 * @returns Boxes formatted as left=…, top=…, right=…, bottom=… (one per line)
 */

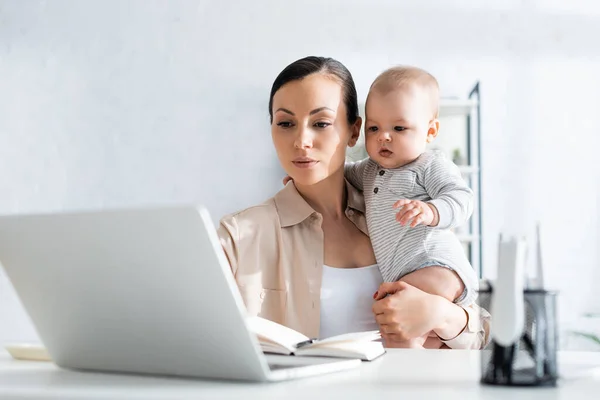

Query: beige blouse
left=218, top=181, right=491, bottom=349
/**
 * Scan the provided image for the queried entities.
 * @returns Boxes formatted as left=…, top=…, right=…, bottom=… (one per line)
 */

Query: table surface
left=1, top=349, right=600, bottom=399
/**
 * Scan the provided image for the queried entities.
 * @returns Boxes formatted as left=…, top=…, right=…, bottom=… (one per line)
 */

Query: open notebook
left=246, top=316, right=385, bottom=361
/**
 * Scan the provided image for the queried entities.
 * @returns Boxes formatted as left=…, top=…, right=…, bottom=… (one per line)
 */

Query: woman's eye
left=367, top=126, right=378, bottom=132
left=277, top=121, right=294, bottom=128
left=394, top=126, right=406, bottom=132
left=314, top=122, right=331, bottom=129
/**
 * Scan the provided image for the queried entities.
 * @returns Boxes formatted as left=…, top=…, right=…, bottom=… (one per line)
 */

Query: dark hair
left=268, top=56, right=359, bottom=126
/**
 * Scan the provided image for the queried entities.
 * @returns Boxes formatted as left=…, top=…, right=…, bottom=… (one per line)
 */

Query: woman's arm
left=217, top=217, right=240, bottom=275
left=437, top=303, right=491, bottom=349
left=433, top=297, right=469, bottom=339
left=373, top=281, right=490, bottom=349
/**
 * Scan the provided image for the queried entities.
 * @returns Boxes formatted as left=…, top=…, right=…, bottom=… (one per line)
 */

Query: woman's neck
left=295, top=169, right=347, bottom=220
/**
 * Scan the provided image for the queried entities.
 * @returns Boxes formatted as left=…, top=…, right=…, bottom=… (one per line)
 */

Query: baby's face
left=364, top=85, right=437, bottom=169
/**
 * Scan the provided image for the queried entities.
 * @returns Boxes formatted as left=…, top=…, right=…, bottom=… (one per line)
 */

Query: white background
left=1, top=0, right=599, bottom=349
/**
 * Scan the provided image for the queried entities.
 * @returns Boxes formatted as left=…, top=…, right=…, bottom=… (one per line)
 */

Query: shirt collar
left=274, top=180, right=365, bottom=228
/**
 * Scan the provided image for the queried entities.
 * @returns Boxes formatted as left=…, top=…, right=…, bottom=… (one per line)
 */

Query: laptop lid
left=0, top=206, right=271, bottom=381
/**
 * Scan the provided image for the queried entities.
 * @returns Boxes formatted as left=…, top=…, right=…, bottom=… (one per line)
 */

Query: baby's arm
left=422, top=153, right=474, bottom=230
left=344, top=158, right=370, bottom=191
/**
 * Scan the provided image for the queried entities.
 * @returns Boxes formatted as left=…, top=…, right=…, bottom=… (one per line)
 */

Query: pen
left=296, top=339, right=317, bottom=349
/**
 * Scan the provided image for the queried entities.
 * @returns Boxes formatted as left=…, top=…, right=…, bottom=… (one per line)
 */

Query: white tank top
left=319, top=264, right=383, bottom=339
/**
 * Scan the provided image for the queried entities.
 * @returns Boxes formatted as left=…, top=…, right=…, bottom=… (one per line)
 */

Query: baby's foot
left=383, top=335, right=427, bottom=349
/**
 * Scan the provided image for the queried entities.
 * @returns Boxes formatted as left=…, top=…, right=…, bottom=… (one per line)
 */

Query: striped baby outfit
left=344, top=150, right=478, bottom=306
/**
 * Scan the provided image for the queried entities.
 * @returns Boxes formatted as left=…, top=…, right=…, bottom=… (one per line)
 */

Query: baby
left=346, top=66, right=479, bottom=347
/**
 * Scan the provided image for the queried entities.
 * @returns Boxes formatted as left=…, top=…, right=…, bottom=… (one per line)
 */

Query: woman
left=218, top=56, right=490, bottom=349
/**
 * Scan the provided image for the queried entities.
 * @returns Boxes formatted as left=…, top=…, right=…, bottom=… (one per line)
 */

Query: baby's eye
left=367, top=126, right=378, bottom=132
left=394, top=126, right=406, bottom=132
left=277, top=121, right=294, bottom=128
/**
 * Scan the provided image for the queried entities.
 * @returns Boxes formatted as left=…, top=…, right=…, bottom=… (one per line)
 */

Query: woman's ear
left=426, top=119, right=440, bottom=143
left=348, top=117, right=362, bottom=147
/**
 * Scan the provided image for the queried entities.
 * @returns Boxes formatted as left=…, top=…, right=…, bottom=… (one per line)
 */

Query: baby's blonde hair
left=369, top=65, right=440, bottom=119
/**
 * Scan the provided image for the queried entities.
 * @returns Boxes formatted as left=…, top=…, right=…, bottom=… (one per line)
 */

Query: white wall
left=1, top=0, right=599, bottom=348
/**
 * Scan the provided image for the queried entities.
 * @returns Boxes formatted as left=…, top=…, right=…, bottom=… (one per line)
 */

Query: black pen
left=296, top=339, right=317, bottom=349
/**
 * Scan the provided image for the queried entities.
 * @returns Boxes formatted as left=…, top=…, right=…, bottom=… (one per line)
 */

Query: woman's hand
left=372, top=281, right=447, bottom=342
left=373, top=281, right=445, bottom=341
left=373, top=281, right=470, bottom=346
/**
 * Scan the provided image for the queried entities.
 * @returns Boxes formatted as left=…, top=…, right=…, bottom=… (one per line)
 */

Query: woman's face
left=271, top=73, right=361, bottom=186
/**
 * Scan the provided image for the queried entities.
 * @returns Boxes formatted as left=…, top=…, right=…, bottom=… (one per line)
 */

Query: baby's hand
left=393, top=199, right=438, bottom=228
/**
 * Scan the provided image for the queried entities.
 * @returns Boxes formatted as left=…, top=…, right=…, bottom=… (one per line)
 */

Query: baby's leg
left=383, top=266, right=465, bottom=349
left=399, top=265, right=465, bottom=302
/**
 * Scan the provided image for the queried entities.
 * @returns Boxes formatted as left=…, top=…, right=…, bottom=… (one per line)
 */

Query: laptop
left=0, top=206, right=361, bottom=381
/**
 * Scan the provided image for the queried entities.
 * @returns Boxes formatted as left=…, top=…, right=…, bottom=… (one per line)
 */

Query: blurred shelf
left=439, top=98, right=478, bottom=117
left=457, top=165, right=479, bottom=175
left=457, top=234, right=479, bottom=243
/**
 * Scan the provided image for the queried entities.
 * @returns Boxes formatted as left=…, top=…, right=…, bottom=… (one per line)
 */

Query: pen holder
left=478, top=288, right=559, bottom=387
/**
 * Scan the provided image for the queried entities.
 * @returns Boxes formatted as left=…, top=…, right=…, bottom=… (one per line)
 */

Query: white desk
left=1, top=349, right=600, bottom=399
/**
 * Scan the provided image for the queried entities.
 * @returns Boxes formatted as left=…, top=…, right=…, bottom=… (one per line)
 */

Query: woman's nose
left=294, top=128, right=314, bottom=149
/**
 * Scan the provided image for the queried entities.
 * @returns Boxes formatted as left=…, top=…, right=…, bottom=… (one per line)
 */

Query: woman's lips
left=292, top=160, right=319, bottom=168
left=292, top=157, right=319, bottom=168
